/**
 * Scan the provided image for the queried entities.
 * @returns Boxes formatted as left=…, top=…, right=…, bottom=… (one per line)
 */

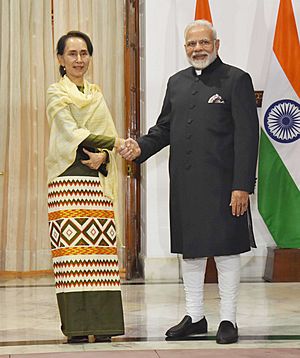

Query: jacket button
left=192, top=90, right=198, bottom=95
left=189, top=104, right=196, bottom=109
left=186, top=133, right=192, bottom=139
left=186, top=149, right=192, bottom=155
left=187, top=118, right=193, bottom=124
left=185, top=163, right=191, bottom=170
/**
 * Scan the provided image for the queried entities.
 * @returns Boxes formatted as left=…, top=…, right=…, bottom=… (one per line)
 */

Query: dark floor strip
left=0, top=335, right=300, bottom=347
left=0, top=285, right=55, bottom=289
left=0, top=281, right=181, bottom=289
left=0, top=279, right=268, bottom=289
left=165, top=335, right=300, bottom=341
left=0, top=282, right=182, bottom=289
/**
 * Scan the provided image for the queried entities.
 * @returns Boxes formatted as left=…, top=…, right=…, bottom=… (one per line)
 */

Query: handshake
left=115, top=137, right=141, bottom=161
left=81, top=137, right=141, bottom=171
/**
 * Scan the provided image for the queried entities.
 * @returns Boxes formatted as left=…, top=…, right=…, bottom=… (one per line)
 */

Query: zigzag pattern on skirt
left=54, top=269, right=120, bottom=279
left=48, top=177, right=100, bottom=189
left=53, top=258, right=119, bottom=269
left=48, top=198, right=113, bottom=209
left=49, top=176, right=121, bottom=293
left=48, top=188, right=106, bottom=198
left=55, top=278, right=120, bottom=289
left=48, top=209, right=114, bottom=221
left=52, top=247, right=117, bottom=257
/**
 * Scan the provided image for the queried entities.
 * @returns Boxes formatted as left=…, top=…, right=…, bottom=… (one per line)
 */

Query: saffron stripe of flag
left=195, top=0, right=212, bottom=22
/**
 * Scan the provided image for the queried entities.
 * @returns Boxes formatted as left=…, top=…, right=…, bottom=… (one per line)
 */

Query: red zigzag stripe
left=48, top=199, right=112, bottom=208
left=54, top=270, right=119, bottom=278
left=53, top=260, right=118, bottom=269
left=48, top=189, right=107, bottom=198
left=55, top=279, right=120, bottom=288
left=49, top=179, right=99, bottom=188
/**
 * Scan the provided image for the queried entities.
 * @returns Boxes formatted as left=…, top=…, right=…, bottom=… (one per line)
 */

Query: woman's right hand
left=81, top=148, right=107, bottom=170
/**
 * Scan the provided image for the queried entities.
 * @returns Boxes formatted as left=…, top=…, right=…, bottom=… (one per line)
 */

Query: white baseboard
left=141, top=253, right=267, bottom=281
left=240, top=255, right=267, bottom=280
left=142, top=256, right=181, bottom=281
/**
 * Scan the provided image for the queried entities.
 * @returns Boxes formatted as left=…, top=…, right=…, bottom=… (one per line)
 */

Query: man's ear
left=215, top=39, right=220, bottom=52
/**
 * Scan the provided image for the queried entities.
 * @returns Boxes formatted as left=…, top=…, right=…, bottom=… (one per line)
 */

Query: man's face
left=184, top=26, right=220, bottom=70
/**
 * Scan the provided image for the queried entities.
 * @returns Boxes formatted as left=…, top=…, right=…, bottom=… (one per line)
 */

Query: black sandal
left=67, top=335, right=89, bottom=344
left=94, top=336, right=111, bottom=343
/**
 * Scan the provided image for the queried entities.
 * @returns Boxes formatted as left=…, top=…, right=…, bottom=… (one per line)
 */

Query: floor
left=0, top=276, right=299, bottom=357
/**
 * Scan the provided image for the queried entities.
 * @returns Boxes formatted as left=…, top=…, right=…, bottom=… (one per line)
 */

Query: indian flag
left=258, top=0, right=300, bottom=248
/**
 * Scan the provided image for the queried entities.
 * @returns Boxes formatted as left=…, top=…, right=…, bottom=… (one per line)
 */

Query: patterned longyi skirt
left=48, top=176, right=124, bottom=337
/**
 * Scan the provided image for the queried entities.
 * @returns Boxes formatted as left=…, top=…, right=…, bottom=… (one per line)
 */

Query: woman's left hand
left=81, top=148, right=107, bottom=170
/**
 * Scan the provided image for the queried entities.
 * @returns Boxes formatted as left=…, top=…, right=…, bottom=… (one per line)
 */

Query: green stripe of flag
left=258, top=130, right=300, bottom=248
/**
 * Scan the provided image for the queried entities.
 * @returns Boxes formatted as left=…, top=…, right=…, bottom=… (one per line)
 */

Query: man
left=120, top=20, right=259, bottom=344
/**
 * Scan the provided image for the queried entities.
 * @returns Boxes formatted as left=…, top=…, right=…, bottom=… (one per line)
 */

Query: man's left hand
left=230, top=190, right=249, bottom=217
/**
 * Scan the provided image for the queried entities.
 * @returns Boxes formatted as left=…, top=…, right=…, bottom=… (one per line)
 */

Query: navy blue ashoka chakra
left=264, top=99, right=300, bottom=143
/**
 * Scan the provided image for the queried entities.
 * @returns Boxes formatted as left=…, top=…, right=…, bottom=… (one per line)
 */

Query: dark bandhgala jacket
left=136, top=57, right=259, bottom=258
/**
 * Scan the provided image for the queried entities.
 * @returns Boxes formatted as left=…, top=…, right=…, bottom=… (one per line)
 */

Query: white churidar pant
left=181, top=254, right=241, bottom=324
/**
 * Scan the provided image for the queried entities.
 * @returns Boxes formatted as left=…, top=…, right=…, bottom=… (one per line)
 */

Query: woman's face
left=58, top=37, right=90, bottom=84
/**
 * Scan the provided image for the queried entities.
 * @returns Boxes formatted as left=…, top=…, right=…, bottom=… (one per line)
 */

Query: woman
left=46, top=31, right=124, bottom=343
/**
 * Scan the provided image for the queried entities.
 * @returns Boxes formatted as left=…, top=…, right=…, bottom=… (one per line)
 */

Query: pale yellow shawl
left=46, top=75, right=121, bottom=242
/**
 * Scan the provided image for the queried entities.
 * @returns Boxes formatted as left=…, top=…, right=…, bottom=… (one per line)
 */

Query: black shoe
left=94, top=336, right=111, bottom=342
left=67, top=335, right=89, bottom=344
left=165, top=315, right=208, bottom=338
left=216, top=320, right=238, bottom=344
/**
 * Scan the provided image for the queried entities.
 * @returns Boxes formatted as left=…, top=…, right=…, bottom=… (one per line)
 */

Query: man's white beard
left=187, top=48, right=217, bottom=70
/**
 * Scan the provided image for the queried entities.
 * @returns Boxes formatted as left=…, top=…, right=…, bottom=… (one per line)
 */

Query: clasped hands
left=116, top=137, right=141, bottom=161
left=81, top=137, right=141, bottom=170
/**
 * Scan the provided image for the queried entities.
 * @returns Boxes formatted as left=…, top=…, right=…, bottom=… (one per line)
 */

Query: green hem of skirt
left=57, top=291, right=124, bottom=337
